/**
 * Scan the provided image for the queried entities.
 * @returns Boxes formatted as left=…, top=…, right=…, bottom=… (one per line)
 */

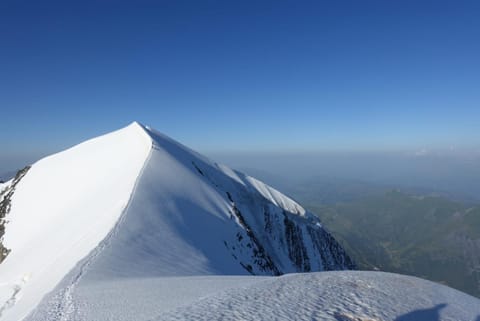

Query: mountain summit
left=0, top=122, right=354, bottom=320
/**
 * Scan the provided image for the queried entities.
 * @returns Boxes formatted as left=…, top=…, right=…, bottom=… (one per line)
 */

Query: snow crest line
left=55, top=143, right=154, bottom=321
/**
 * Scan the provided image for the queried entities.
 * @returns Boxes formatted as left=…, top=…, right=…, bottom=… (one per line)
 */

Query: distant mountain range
left=307, top=190, right=480, bottom=298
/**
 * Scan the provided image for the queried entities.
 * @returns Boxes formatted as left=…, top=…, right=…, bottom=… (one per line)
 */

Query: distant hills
left=307, top=190, right=480, bottom=297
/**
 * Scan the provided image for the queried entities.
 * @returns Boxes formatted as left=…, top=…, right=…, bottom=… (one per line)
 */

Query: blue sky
left=1, top=0, right=479, bottom=168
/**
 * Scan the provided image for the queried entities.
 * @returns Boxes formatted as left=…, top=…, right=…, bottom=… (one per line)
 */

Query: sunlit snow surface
left=158, top=271, right=480, bottom=321
left=29, top=271, right=480, bottom=321
left=0, top=123, right=151, bottom=321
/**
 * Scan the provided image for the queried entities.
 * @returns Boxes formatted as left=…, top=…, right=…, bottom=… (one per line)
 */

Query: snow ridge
left=56, top=146, right=154, bottom=321
left=0, top=122, right=152, bottom=321
left=0, top=122, right=354, bottom=321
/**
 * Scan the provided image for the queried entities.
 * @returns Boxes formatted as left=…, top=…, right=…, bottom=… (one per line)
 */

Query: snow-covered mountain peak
left=0, top=122, right=354, bottom=321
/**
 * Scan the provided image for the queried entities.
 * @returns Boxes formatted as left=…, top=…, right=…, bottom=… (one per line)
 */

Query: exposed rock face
left=204, top=162, right=356, bottom=275
left=0, top=166, right=30, bottom=262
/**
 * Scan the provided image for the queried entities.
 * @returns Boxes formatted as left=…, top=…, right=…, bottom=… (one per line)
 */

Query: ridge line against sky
left=1, top=0, right=479, bottom=169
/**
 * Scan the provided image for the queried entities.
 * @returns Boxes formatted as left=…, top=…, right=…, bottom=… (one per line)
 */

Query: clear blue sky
left=1, top=0, right=479, bottom=166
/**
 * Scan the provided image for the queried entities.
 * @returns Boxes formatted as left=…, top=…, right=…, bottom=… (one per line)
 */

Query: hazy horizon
left=3, top=139, right=480, bottom=204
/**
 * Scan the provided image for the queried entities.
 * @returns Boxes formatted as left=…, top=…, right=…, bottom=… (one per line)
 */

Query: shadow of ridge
left=395, top=303, right=447, bottom=321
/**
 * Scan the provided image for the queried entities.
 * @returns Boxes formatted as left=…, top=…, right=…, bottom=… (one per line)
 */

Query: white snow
left=157, top=271, right=480, bottom=321
left=0, top=181, right=9, bottom=192
left=245, top=175, right=306, bottom=215
left=75, top=125, right=249, bottom=279
left=62, top=124, right=338, bottom=281
left=55, top=276, right=268, bottom=321
left=26, top=271, right=480, bottom=321
left=0, top=122, right=151, bottom=321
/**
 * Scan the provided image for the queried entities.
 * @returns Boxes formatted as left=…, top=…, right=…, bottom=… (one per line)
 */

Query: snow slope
left=156, top=271, right=480, bottom=321
left=0, top=122, right=353, bottom=320
left=67, top=125, right=353, bottom=282
left=0, top=182, right=8, bottom=195
left=28, top=272, right=480, bottom=321
left=0, top=123, right=151, bottom=321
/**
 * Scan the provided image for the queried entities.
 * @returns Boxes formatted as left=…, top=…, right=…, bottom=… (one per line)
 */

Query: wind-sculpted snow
left=156, top=272, right=480, bottom=321
left=25, top=272, right=480, bottom=321
left=27, top=276, right=270, bottom=321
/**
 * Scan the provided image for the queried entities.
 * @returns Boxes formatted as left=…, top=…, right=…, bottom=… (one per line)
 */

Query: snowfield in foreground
left=28, top=271, right=480, bottom=321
